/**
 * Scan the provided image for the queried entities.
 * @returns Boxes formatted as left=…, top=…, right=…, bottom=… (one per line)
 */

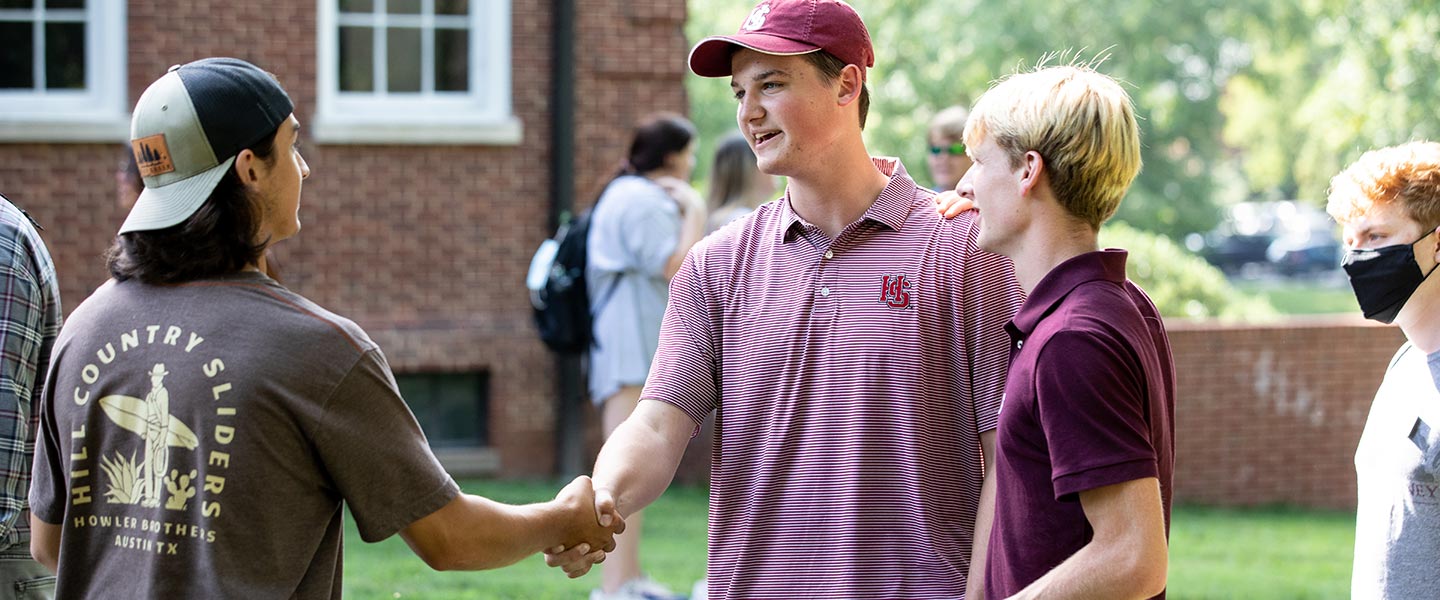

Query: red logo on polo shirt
left=879, top=274, right=911, bottom=309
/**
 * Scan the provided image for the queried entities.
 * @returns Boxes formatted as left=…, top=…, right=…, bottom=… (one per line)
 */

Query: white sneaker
left=590, top=576, right=686, bottom=600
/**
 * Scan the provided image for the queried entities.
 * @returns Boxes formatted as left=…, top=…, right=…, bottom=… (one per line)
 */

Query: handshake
left=543, top=475, right=627, bottom=578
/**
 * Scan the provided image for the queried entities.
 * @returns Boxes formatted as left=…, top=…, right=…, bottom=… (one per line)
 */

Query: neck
left=1011, top=218, right=1100, bottom=293
left=1400, top=280, right=1440, bottom=353
left=785, top=146, right=888, bottom=239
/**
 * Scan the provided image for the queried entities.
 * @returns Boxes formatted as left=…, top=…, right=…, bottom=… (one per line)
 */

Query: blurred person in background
left=584, top=112, right=707, bottom=600
left=927, top=104, right=974, bottom=193
left=705, top=132, right=776, bottom=232
left=1326, top=141, right=1440, bottom=600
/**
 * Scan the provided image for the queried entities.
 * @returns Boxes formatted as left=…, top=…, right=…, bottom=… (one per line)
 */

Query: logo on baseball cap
left=688, top=0, right=875, bottom=79
left=120, top=57, right=294, bottom=235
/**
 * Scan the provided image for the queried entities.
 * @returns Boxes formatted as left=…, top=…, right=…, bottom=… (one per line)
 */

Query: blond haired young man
left=1326, top=142, right=1440, bottom=600
left=955, top=64, right=1174, bottom=599
left=548, top=1, right=1023, bottom=597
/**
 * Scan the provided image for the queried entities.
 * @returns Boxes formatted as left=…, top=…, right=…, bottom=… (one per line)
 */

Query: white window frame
left=315, top=0, right=520, bottom=145
left=0, top=0, right=128, bottom=142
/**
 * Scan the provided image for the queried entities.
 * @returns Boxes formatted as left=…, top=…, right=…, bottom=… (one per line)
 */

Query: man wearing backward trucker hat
left=28, top=58, right=621, bottom=598
left=546, top=2, right=1023, bottom=598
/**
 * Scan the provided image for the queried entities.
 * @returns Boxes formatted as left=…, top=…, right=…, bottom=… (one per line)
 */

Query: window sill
left=312, top=114, right=523, bottom=146
left=0, top=113, right=129, bottom=143
left=432, top=447, right=500, bottom=477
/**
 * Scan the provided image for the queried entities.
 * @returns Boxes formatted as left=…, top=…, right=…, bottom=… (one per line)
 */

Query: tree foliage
left=685, top=0, right=1440, bottom=240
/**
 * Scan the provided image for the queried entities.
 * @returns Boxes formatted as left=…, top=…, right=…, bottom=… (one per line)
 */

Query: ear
left=1018, top=150, right=1046, bottom=196
left=835, top=64, right=864, bottom=108
left=233, top=148, right=263, bottom=188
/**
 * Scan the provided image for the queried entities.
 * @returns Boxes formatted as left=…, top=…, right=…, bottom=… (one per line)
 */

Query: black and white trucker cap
left=120, top=57, right=294, bottom=234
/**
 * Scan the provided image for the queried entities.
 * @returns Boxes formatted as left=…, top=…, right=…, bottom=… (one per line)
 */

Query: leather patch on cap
left=132, top=134, right=175, bottom=177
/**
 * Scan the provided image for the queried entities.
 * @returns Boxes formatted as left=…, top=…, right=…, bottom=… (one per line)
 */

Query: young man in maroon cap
left=547, top=1, right=1023, bottom=598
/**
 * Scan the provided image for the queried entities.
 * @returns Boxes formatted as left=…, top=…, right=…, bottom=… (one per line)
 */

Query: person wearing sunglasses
left=927, top=105, right=974, bottom=193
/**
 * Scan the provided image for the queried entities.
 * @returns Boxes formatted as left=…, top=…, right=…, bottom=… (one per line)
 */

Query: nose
left=956, top=170, right=975, bottom=198
left=299, top=153, right=311, bottom=180
left=737, top=93, right=763, bottom=127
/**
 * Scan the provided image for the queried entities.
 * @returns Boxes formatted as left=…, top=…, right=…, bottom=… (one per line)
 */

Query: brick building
left=1, top=0, right=690, bottom=477
left=0, top=1, right=1404, bottom=511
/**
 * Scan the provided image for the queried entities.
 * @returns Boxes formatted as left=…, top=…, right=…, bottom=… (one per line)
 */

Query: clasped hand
left=545, top=479, right=626, bottom=578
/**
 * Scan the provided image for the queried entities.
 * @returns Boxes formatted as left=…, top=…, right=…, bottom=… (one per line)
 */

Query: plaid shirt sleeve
left=0, top=199, right=62, bottom=551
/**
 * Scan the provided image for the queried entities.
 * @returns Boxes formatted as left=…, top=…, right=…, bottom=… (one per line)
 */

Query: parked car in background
left=1186, top=201, right=1342, bottom=278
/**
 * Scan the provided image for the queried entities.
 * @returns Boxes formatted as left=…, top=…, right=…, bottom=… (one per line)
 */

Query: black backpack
left=527, top=209, right=621, bottom=355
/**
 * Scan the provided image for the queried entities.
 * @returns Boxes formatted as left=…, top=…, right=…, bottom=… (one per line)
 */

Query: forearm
left=1007, top=538, right=1166, bottom=600
left=965, top=469, right=996, bottom=599
left=1008, top=479, right=1168, bottom=600
left=400, top=493, right=569, bottom=571
left=592, top=400, right=693, bottom=517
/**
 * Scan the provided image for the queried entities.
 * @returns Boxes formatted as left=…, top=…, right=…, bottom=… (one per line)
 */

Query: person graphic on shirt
left=546, top=1, right=1022, bottom=598
left=140, top=364, right=171, bottom=508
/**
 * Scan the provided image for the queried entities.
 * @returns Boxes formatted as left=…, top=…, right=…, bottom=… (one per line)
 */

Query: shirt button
left=1017, top=340, right=1024, bottom=349
left=824, top=249, right=834, bottom=259
left=820, top=287, right=831, bottom=297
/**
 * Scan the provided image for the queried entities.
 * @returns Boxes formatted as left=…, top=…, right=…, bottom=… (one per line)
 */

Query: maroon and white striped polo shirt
left=643, top=158, right=1023, bottom=599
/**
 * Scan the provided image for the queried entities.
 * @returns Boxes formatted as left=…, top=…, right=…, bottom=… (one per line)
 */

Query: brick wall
left=1, top=0, right=690, bottom=477
left=1166, top=315, right=1406, bottom=510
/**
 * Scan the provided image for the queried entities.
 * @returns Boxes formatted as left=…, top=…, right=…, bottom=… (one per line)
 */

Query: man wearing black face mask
left=1327, top=141, right=1440, bottom=600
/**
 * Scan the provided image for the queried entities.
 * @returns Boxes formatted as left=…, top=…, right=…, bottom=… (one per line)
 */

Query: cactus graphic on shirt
left=164, top=469, right=199, bottom=510
left=97, top=363, right=200, bottom=507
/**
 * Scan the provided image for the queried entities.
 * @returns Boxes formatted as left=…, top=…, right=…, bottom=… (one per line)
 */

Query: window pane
left=396, top=373, right=489, bottom=448
left=387, top=0, right=419, bottom=14
left=386, top=27, right=420, bottom=92
left=434, top=28, right=467, bottom=91
left=0, top=23, right=33, bottom=88
left=435, top=0, right=467, bottom=15
left=44, top=22, right=85, bottom=89
left=0, top=0, right=34, bottom=8
left=339, top=26, right=374, bottom=92
left=338, top=0, right=372, bottom=12
left=44, top=0, right=84, bottom=8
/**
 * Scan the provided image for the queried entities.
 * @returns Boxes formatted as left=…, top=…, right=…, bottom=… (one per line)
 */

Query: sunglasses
left=929, top=142, right=966, bottom=156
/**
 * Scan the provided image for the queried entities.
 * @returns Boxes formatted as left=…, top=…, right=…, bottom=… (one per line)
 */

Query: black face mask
left=1342, top=231, right=1439, bottom=324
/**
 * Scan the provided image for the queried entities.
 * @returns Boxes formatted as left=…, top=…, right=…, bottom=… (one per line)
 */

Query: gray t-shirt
left=1352, top=341, right=1440, bottom=599
left=30, top=272, right=459, bottom=599
left=585, top=175, right=679, bottom=402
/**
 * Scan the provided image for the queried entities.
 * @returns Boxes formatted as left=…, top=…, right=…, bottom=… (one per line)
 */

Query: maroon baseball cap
left=688, top=0, right=875, bottom=79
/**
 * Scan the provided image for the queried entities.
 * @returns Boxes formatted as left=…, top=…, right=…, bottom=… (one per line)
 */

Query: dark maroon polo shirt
left=985, top=249, right=1176, bottom=599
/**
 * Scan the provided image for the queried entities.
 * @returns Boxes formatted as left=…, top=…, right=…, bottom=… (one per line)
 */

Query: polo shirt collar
left=778, top=157, right=917, bottom=243
left=1010, top=249, right=1130, bottom=335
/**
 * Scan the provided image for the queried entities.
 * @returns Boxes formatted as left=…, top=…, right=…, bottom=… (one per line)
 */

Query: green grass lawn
left=344, top=480, right=1353, bottom=599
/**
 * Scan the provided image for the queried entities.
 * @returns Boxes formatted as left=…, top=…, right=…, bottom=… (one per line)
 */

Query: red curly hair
left=1327, top=141, right=1440, bottom=230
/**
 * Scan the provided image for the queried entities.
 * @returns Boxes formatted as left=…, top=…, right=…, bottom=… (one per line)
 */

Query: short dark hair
left=105, top=128, right=280, bottom=284
left=802, top=51, right=870, bottom=129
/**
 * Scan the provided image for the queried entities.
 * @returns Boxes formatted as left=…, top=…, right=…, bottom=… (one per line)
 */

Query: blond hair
left=929, top=105, right=970, bottom=141
left=965, top=63, right=1141, bottom=229
left=1326, top=141, right=1440, bottom=230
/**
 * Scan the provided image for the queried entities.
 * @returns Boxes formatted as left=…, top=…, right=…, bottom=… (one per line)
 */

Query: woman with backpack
left=584, top=113, right=706, bottom=600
